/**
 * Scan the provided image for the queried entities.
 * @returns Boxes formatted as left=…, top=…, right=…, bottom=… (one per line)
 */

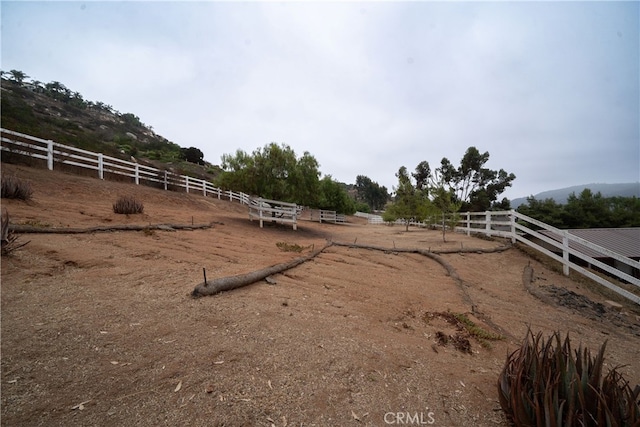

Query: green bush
left=498, top=329, right=640, bottom=426
left=113, top=195, right=144, bottom=214
left=1, top=173, right=33, bottom=200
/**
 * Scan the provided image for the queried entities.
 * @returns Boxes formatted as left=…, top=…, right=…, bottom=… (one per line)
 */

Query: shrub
left=1, top=209, right=29, bottom=256
left=498, top=328, right=640, bottom=426
left=1, top=173, right=33, bottom=200
left=113, top=195, right=144, bottom=214
left=276, top=242, right=308, bottom=253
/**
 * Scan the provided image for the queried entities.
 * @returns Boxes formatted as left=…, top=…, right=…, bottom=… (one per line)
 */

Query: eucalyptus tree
left=421, top=147, right=515, bottom=211
left=355, top=175, right=389, bottom=211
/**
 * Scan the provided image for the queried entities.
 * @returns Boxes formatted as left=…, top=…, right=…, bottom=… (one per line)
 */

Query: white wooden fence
left=249, top=198, right=298, bottom=230
left=363, top=209, right=639, bottom=305
left=0, top=128, right=254, bottom=202
left=307, top=209, right=345, bottom=224
left=0, top=128, right=332, bottom=231
left=457, top=210, right=640, bottom=305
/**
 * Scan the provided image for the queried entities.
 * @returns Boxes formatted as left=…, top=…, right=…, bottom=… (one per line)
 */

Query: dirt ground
left=2, top=163, right=639, bottom=427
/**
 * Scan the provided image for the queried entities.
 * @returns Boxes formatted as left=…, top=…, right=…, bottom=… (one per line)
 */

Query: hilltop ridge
left=511, top=182, right=640, bottom=208
left=0, top=76, right=218, bottom=181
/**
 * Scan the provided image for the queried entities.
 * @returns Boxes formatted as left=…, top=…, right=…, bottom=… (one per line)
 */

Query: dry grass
left=1, top=173, right=33, bottom=200
left=112, top=195, right=144, bottom=214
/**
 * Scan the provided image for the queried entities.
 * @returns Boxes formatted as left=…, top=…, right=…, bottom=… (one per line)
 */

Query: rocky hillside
left=0, top=77, right=219, bottom=180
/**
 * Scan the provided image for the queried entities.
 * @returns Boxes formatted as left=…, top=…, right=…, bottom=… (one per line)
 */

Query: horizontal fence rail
left=306, top=209, right=345, bottom=224
left=0, top=128, right=346, bottom=232
left=457, top=211, right=640, bottom=305
left=368, top=209, right=639, bottom=305
left=1, top=127, right=255, bottom=207
left=249, top=198, right=298, bottom=230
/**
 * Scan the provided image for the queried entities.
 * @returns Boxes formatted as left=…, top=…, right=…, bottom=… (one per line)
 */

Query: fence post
left=164, top=171, right=168, bottom=190
left=466, top=212, right=470, bottom=236
left=509, top=210, right=516, bottom=243
left=47, top=140, right=54, bottom=170
left=485, top=211, right=491, bottom=235
left=135, top=164, right=139, bottom=185
left=562, top=232, right=570, bottom=276
left=98, top=153, right=104, bottom=179
left=202, top=179, right=207, bottom=197
left=185, top=176, right=190, bottom=193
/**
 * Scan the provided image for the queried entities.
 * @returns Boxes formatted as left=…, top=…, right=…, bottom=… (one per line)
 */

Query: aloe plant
left=498, top=329, right=640, bottom=426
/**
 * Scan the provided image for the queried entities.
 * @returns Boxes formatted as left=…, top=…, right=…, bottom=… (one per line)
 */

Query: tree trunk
left=9, top=223, right=214, bottom=234
left=191, top=243, right=331, bottom=298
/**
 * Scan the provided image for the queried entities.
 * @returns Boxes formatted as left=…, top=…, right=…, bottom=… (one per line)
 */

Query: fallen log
left=9, top=223, right=213, bottom=234
left=330, top=241, right=512, bottom=255
left=191, top=243, right=331, bottom=298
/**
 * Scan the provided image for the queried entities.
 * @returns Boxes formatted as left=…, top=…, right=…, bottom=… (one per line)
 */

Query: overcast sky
left=2, top=1, right=638, bottom=200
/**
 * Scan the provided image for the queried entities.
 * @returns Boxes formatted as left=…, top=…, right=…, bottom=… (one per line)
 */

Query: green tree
left=562, top=189, right=610, bottom=228
left=425, top=147, right=515, bottom=211
left=8, top=70, right=29, bottom=84
left=30, top=80, right=45, bottom=93
left=517, top=197, right=564, bottom=228
left=216, top=143, right=320, bottom=206
left=516, top=191, right=640, bottom=229
left=609, top=196, right=640, bottom=227
left=430, top=184, right=461, bottom=242
left=45, top=81, right=71, bottom=101
left=412, top=160, right=431, bottom=194
left=120, top=113, right=143, bottom=128
left=180, top=147, right=205, bottom=165
left=318, top=176, right=356, bottom=214
left=355, top=175, right=389, bottom=211
left=384, top=166, right=430, bottom=231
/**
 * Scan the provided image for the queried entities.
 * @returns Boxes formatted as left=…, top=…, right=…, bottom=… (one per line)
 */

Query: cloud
left=1, top=1, right=638, bottom=200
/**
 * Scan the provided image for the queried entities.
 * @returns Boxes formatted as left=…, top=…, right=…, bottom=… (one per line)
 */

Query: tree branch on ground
left=191, top=242, right=332, bottom=297
left=9, top=223, right=215, bottom=234
left=191, top=237, right=513, bottom=339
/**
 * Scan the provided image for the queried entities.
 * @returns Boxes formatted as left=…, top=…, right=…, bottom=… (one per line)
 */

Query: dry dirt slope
left=1, top=163, right=639, bottom=427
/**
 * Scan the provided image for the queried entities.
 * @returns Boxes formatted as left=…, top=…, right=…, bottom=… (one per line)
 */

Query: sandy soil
left=2, top=163, right=639, bottom=427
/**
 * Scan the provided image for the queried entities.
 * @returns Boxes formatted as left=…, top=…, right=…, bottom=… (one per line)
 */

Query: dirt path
left=2, top=163, right=639, bottom=426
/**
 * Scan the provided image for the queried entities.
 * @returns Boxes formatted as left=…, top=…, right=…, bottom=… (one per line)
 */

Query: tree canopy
left=429, top=147, right=516, bottom=211
left=383, top=166, right=430, bottom=231
left=180, top=147, right=205, bottom=165
left=383, top=146, right=513, bottom=238
left=216, top=143, right=357, bottom=213
left=318, top=176, right=356, bottom=215
left=355, top=175, right=389, bottom=211
left=517, top=189, right=640, bottom=229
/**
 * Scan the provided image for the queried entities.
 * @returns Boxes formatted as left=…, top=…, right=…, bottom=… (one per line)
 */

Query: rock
left=125, top=132, right=137, bottom=140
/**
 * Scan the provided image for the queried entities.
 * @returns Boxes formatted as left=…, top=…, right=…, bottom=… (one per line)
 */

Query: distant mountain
left=511, top=183, right=640, bottom=208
